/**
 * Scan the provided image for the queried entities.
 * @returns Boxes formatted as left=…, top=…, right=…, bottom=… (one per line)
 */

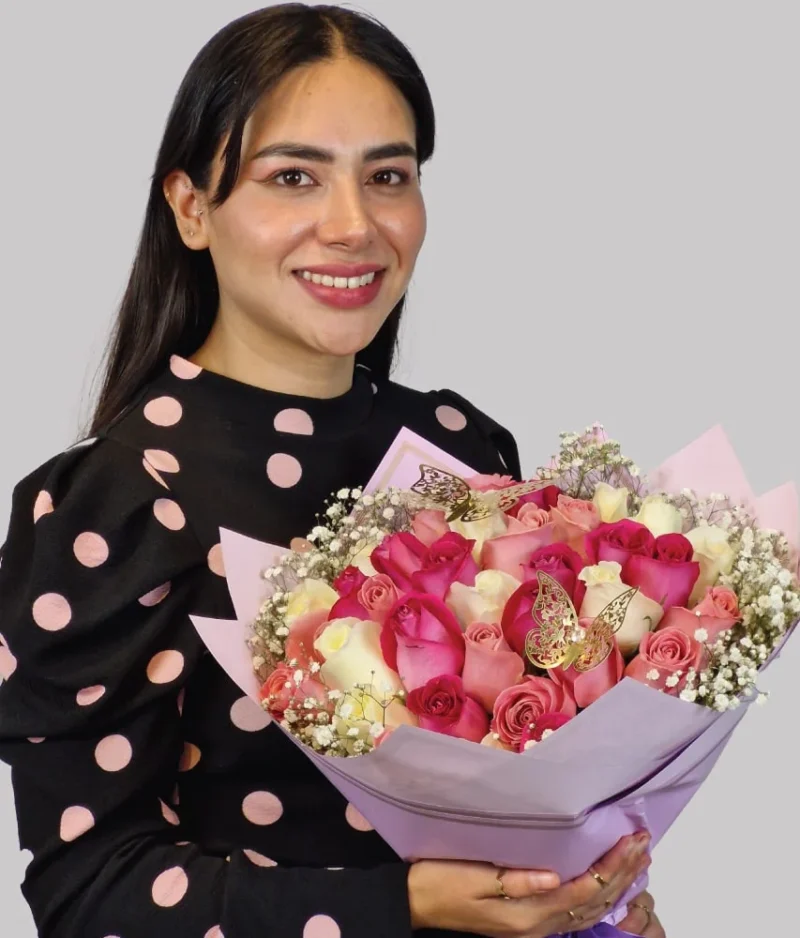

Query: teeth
left=300, top=270, right=377, bottom=289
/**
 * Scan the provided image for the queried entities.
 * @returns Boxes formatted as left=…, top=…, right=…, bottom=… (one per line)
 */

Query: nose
left=316, top=178, right=376, bottom=250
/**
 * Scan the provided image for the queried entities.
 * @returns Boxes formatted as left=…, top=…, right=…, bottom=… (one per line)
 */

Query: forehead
left=241, top=56, right=416, bottom=155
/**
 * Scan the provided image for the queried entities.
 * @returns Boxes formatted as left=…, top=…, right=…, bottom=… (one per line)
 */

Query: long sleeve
left=0, top=438, right=413, bottom=938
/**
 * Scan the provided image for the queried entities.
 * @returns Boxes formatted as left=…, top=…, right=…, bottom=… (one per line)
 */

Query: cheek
left=379, top=194, right=427, bottom=257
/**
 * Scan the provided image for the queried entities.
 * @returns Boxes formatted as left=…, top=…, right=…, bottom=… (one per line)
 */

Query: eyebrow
left=249, top=141, right=418, bottom=163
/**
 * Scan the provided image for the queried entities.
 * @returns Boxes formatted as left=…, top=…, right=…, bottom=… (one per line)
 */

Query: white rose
left=592, top=483, right=630, bottom=523
left=449, top=512, right=508, bottom=561
left=446, top=570, right=521, bottom=629
left=578, top=565, right=664, bottom=657
left=314, top=617, right=402, bottom=697
left=344, top=686, right=418, bottom=729
left=634, top=495, right=683, bottom=538
left=685, top=524, right=736, bottom=603
left=350, top=541, right=380, bottom=575
left=284, top=578, right=338, bottom=626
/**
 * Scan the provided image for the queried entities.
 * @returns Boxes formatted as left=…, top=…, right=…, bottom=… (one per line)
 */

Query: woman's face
left=185, top=56, right=426, bottom=361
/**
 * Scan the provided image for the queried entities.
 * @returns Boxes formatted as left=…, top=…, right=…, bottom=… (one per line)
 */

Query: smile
left=296, top=270, right=379, bottom=289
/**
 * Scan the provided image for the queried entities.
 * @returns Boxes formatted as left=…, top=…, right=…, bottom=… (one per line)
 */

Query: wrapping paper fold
left=190, top=424, right=798, bottom=923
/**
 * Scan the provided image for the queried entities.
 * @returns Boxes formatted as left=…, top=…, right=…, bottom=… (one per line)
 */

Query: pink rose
left=371, top=532, right=428, bottom=591
left=411, top=508, right=450, bottom=547
left=329, top=566, right=370, bottom=619
left=411, top=532, right=479, bottom=599
left=505, top=503, right=552, bottom=536
left=658, top=586, right=740, bottom=644
left=586, top=520, right=656, bottom=567
left=550, top=620, right=625, bottom=708
left=381, top=593, right=466, bottom=691
left=521, top=543, right=587, bottom=610
left=358, top=574, right=400, bottom=622
left=284, top=609, right=328, bottom=668
left=466, top=473, right=516, bottom=492
left=625, top=627, right=706, bottom=693
left=624, top=533, right=700, bottom=611
left=510, top=484, right=562, bottom=514
left=491, top=676, right=577, bottom=749
left=406, top=674, right=489, bottom=743
left=519, top=711, right=573, bottom=751
left=462, top=622, right=525, bottom=711
left=549, top=495, right=601, bottom=553
left=480, top=525, right=556, bottom=579
left=501, top=579, right=541, bottom=657
left=259, top=663, right=330, bottom=717
left=695, top=586, right=741, bottom=620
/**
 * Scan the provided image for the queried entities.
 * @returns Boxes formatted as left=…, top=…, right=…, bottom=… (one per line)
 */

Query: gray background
left=1, top=1, right=798, bottom=934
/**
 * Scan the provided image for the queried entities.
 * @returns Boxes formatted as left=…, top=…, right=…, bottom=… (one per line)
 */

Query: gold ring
left=589, top=866, right=609, bottom=888
left=567, top=909, right=583, bottom=923
left=496, top=870, right=511, bottom=900
left=631, top=901, right=652, bottom=929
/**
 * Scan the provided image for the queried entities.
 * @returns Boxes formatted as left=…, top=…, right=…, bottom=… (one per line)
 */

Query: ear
left=163, top=170, right=210, bottom=250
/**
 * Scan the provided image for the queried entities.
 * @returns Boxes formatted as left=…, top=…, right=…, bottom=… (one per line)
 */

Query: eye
left=371, top=168, right=410, bottom=186
left=271, top=168, right=315, bottom=188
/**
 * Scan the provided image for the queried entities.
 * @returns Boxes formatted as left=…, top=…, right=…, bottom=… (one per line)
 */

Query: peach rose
left=657, top=586, right=740, bottom=644
left=625, top=627, right=706, bottom=693
left=412, top=508, right=451, bottom=547
left=549, top=495, right=601, bottom=554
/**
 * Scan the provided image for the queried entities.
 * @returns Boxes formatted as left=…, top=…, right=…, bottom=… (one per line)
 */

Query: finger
left=494, top=867, right=561, bottom=899
left=559, top=832, right=650, bottom=912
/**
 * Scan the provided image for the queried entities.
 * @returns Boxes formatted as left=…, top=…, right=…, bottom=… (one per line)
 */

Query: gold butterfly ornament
left=525, top=571, right=639, bottom=673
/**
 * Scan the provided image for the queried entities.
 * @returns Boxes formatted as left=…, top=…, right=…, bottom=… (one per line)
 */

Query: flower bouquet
left=191, top=424, right=798, bottom=930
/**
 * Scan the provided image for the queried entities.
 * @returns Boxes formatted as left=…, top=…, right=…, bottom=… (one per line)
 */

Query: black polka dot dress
left=0, top=357, right=521, bottom=938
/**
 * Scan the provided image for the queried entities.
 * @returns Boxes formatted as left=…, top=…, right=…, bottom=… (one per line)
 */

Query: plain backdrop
left=1, top=1, right=798, bottom=935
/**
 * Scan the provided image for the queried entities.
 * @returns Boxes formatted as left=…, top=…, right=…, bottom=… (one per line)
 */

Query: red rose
left=586, top=520, right=656, bottom=567
left=492, top=675, right=576, bottom=749
left=501, top=579, right=541, bottom=658
left=381, top=593, right=466, bottom=691
left=411, top=532, right=479, bottom=600
left=330, top=566, right=370, bottom=619
left=624, top=533, right=700, bottom=611
left=407, top=674, right=489, bottom=743
left=521, top=543, right=586, bottom=608
left=510, top=484, right=562, bottom=514
left=371, top=533, right=428, bottom=591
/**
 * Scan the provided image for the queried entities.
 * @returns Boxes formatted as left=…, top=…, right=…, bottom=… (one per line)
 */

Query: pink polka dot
left=0, top=634, right=17, bottom=680
left=77, top=685, right=106, bottom=706
left=170, top=355, right=202, bottom=380
left=274, top=408, right=314, bottom=435
left=153, top=498, right=186, bottom=530
left=144, top=396, right=183, bottom=427
left=60, top=805, right=95, bottom=842
left=242, top=791, right=284, bottom=826
left=33, top=490, right=54, bottom=522
left=303, top=915, right=341, bottom=938
left=147, top=650, right=185, bottom=684
left=32, top=593, right=72, bottom=631
left=436, top=404, right=467, bottom=431
left=73, top=532, right=109, bottom=568
left=207, top=544, right=225, bottom=577
left=204, top=928, right=224, bottom=938
left=230, top=696, right=272, bottom=732
left=290, top=537, right=313, bottom=553
left=139, top=582, right=171, bottom=606
left=179, top=742, right=201, bottom=771
left=151, top=866, right=189, bottom=907
left=95, top=734, right=132, bottom=772
left=144, top=449, right=181, bottom=473
left=266, top=453, right=302, bottom=488
left=243, top=849, right=277, bottom=867
left=345, top=803, right=374, bottom=832
left=27, top=737, right=45, bottom=743
left=143, top=459, right=169, bottom=489
left=160, top=799, right=180, bottom=826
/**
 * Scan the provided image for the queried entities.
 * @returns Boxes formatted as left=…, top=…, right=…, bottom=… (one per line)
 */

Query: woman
left=0, top=5, right=663, bottom=937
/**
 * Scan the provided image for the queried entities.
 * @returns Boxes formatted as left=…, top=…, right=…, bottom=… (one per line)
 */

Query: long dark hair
left=87, top=3, right=435, bottom=436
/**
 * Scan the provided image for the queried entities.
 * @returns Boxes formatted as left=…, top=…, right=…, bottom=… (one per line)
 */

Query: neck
left=190, top=313, right=355, bottom=400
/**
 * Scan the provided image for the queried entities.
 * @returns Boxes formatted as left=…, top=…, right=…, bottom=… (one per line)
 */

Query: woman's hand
left=617, top=890, right=666, bottom=937
left=408, top=831, right=652, bottom=937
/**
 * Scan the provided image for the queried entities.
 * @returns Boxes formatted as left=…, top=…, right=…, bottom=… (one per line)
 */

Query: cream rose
left=634, top=495, right=683, bottom=538
left=578, top=563, right=664, bottom=656
left=350, top=540, right=381, bottom=576
left=685, top=524, right=736, bottom=603
left=344, top=686, right=418, bottom=729
left=284, top=578, right=338, bottom=626
left=449, top=512, right=508, bottom=561
left=314, top=617, right=402, bottom=697
left=446, top=570, right=522, bottom=629
left=592, top=483, right=630, bottom=523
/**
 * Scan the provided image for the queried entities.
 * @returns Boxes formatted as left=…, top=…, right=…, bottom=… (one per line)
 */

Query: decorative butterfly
left=524, top=571, right=638, bottom=673
left=410, top=465, right=552, bottom=523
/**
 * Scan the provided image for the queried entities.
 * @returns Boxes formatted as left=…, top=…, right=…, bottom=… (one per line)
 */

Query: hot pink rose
left=550, top=620, right=625, bottom=708
left=462, top=622, right=525, bottom=711
left=624, top=533, right=700, bottom=611
left=329, top=566, right=370, bottom=619
left=518, top=711, right=573, bottom=751
left=358, top=574, right=401, bottom=622
left=625, top=627, right=706, bottom=693
left=381, top=593, right=466, bottom=691
left=284, top=609, right=328, bottom=668
left=510, top=484, right=562, bottom=514
left=549, top=495, right=601, bottom=554
left=480, top=525, right=556, bottom=579
left=259, top=663, right=330, bottom=717
left=521, top=543, right=587, bottom=610
left=586, top=520, right=656, bottom=567
left=371, top=532, right=428, bottom=591
left=466, top=473, right=516, bottom=492
left=658, top=586, right=740, bottom=644
left=411, top=508, right=450, bottom=547
left=501, top=579, right=541, bottom=657
left=491, top=675, right=577, bottom=749
left=411, top=532, right=479, bottom=599
left=505, top=503, right=552, bottom=536
left=406, top=674, right=489, bottom=743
